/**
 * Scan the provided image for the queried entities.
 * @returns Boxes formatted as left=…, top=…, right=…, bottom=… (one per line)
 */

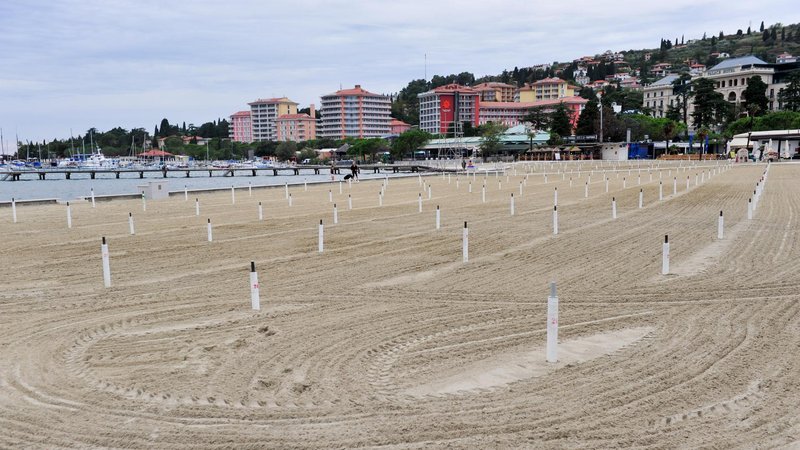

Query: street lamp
left=597, top=92, right=603, bottom=143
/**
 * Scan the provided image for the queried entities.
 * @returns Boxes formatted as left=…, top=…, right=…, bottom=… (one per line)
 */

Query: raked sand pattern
left=1, top=161, right=799, bottom=448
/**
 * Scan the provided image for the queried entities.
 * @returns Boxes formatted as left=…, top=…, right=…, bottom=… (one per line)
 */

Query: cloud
left=1, top=0, right=799, bottom=141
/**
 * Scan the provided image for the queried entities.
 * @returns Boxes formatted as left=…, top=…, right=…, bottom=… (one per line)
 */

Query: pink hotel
left=229, top=111, right=253, bottom=143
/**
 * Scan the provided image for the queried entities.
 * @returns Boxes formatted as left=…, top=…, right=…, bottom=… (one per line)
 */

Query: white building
left=319, top=85, right=391, bottom=139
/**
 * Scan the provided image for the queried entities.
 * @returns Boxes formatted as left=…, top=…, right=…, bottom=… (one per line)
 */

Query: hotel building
left=319, top=85, right=392, bottom=139
left=248, top=97, right=298, bottom=141
left=418, top=84, right=480, bottom=135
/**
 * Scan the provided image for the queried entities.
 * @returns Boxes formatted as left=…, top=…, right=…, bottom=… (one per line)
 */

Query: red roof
left=390, top=118, right=410, bottom=126
left=230, top=110, right=251, bottom=117
left=323, top=85, right=382, bottom=97
left=247, top=97, right=297, bottom=105
left=481, top=97, right=588, bottom=109
left=139, top=150, right=173, bottom=157
left=532, top=77, right=567, bottom=86
left=430, top=83, right=479, bottom=94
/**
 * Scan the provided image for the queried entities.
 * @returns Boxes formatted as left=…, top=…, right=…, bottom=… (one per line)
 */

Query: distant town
left=7, top=21, right=800, bottom=163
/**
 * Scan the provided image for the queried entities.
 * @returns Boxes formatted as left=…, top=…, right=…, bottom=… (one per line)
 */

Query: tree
left=523, top=107, right=551, bottom=131
left=747, top=26, right=751, bottom=35
left=692, top=78, right=729, bottom=129
left=163, top=136, right=184, bottom=153
left=671, top=72, right=693, bottom=127
left=391, top=129, right=432, bottom=159
left=741, top=76, right=769, bottom=116
left=760, top=21, right=765, bottom=32
left=275, top=141, right=297, bottom=161
left=549, top=103, right=572, bottom=138
left=479, top=122, right=506, bottom=160
left=778, top=71, right=800, bottom=111
left=159, top=118, right=171, bottom=137
left=575, top=97, right=598, bottom=136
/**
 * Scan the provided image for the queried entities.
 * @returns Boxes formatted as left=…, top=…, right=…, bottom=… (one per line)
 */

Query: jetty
left=2, top=163, right=457, bottom=181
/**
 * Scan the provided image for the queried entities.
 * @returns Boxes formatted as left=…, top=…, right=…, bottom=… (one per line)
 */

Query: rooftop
left=708, top=55, right=768, bottom=72
left=248, top=97, right=298, bottom=105
left=323, top=84, right=384, bottom=97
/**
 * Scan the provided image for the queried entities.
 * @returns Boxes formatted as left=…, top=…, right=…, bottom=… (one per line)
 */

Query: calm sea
left=1, top=169, right=414, bottom=202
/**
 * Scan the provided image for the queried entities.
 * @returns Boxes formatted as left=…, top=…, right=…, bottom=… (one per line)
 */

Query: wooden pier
left=3, top=164, right=446, bottom=181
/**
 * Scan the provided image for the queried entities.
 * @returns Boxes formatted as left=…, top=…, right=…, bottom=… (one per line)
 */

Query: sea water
left=0, top=169, right=407, bottom=202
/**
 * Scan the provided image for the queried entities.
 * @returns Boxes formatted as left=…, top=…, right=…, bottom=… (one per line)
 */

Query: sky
left=1, top=0, right=799, bottom=153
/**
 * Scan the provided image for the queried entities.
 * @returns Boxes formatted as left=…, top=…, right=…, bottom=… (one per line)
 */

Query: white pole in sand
left=195, top=198, right=200, bottom=216
left=258, top=202, right=263, bottom=221
left=248, top=182, right=252, bottom=197
left=584, top=182, right=588, bottom=198
left=469, top=182, right=472, bottom=193
left=662, top=235, right=670, bottom=275
left=285, top=182, right=289, bottom=199
left=128, top=212, right=135, bottom=235
left=718, top=211, right=724, bottom=239
left=673, top=177, right=677, bottom=195
left=339, top=181, right=343, bottom=195
left=462, top=221, right=469, bottom=263
left=141, top=193, right=146, bottom=211
left=101, top=237, right=111, bottom=288
left=67, top=202, right=72, bottom=228
left=519, top=181, right=523, bottom=196
left=428, top=185, right=432, bottom=200
left=686, top=176, right=690, bottom=191
left=288, top=193, right=293, bottom=207
left=659, top=181, right=663, bottom=201
left=546, top=281, right=558, bottom=363
left=185, top=185, right=188, bottom=201
left=553, top=205, right=558, bottom=235
left=333, top=203, right=338, bottom=224
left=11, top=198, right=16, bottom=223
left=418, top=193, right=423, bottom=212
left=318, top=220, right=324, bottom=253
left=623, top=177, right=626, bottom=189
left=435, top=205, right=441, bottom=229
left=510, top=193, right=515, bottom=216
left=379, top=192, right=383, bottom=207
left=250, top=261, right=260, bottom=311
left=612, top=197, right=617, bottom=219
left=231, top=186, right=235, bottom=205
left=554, top=187, right=558, bottom=206
left=91, top=188, right=96, bottom=208
left=747, top=198, right=753, bottom=220
left=639, top=189, right=643, bottom=209
left=606, top=177, right=609, bottom=193
left=482, top=184, right=486, bottom=203
left=328, top=190, right=332, bottom=203
left=348, top=194, right=352, bottom=210
left=207, top=219, right=213, bottom=242
left=304, top=179, right=308, bottom=191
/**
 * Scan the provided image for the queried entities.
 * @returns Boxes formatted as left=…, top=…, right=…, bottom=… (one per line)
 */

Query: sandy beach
left=1, top=161, right=798, bottom=448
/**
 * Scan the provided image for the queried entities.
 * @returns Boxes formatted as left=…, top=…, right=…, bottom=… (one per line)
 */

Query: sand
left=1, top=161, right=799, bottom=448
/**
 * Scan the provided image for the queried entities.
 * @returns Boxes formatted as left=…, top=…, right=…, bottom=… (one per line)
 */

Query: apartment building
left=417, top=84, right=480, bottom=135
left=390, top=118, right=412, bottom=135
left=248, top=97, right=298, bottom=141
left=473, top=82, right=517, bottom=102
left=642, top=74, right=678, bottom=118
left=229, top=111, right=253, bottom=143
left=518, top=78, right=575, bottom=102
left=319, top=85, right=391, bottom=139
left=479, top=97, right=588, bottom=130
left=275, top=104, right=317, bottom=142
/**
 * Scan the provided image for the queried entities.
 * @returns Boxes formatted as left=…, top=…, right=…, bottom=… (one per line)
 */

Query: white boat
left=58, top=150, right=119, bottom=169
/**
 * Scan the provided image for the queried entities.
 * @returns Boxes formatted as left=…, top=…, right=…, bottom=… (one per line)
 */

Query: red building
left=417, top=84, right=480, bottom=135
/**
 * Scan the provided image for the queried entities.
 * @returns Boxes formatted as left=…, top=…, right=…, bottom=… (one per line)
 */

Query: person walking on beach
left=350, top=161, right=359, bottom=182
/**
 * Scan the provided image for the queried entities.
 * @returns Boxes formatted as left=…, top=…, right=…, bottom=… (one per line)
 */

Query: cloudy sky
left=1, top=0, right=799, bottom=151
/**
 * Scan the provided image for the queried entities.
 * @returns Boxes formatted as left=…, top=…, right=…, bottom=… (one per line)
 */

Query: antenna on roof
left=425, top=53, right=427, bottom=81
